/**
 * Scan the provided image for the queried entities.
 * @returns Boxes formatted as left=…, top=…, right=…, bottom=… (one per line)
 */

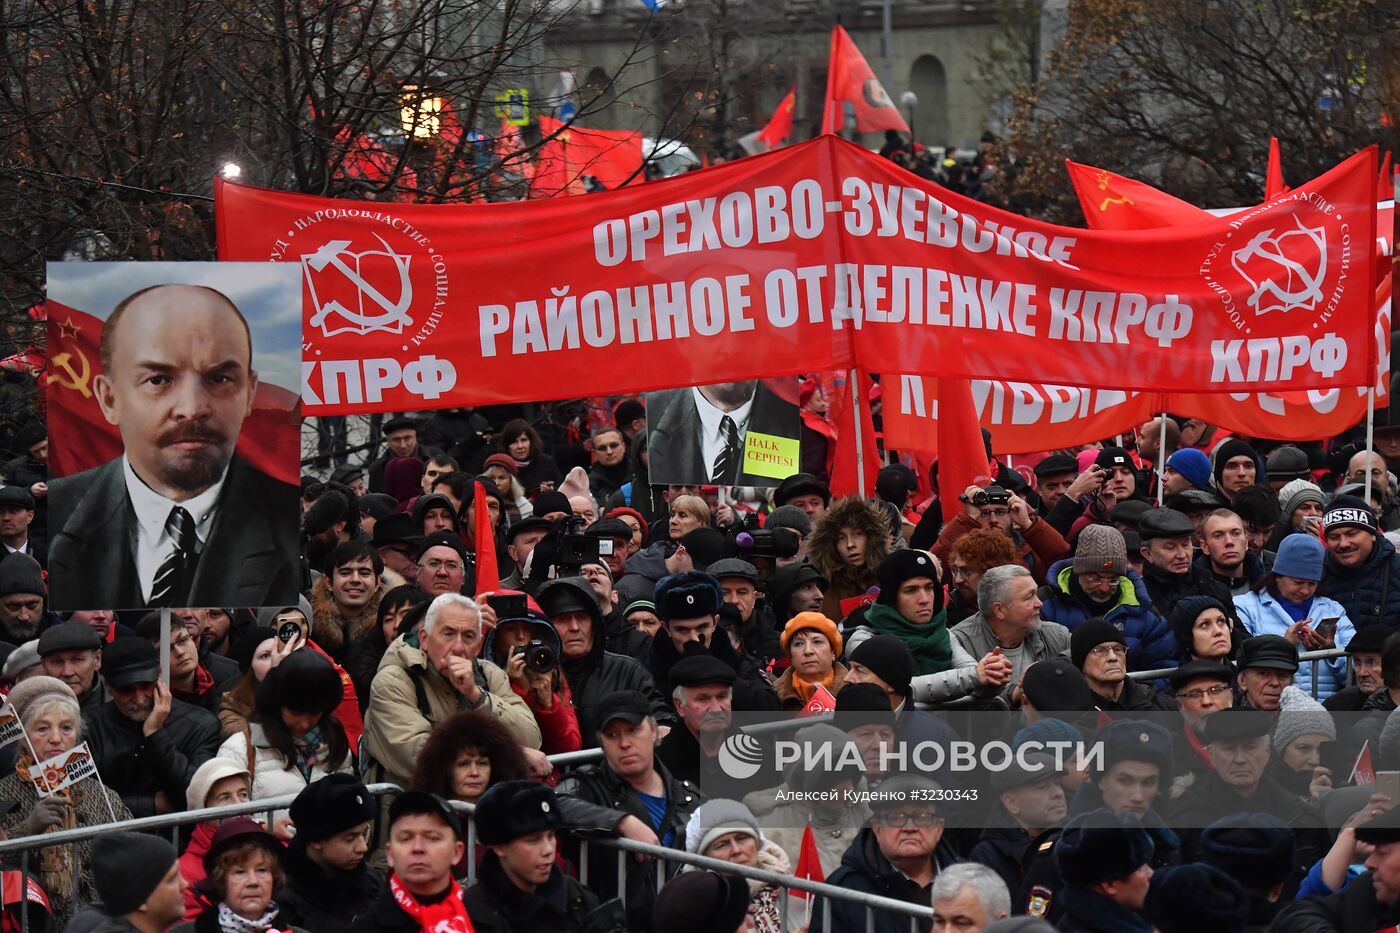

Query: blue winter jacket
left=1233, top=589, right=1355, bottom=700
left=1038, top=560, right=1179, bottom=673
left=1319, top=533, right=1400, bottom=630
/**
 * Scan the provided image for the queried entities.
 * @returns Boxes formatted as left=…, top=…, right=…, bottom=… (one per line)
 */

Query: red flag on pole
left=791, top=823, right=826, bottom=897
left=1352, top=740, right=1376, bottom=784
left=1064, top=160, right=1203, bottom=229
left=936, top=378, right=993, bottom=523
left=820, top=26, right=909, bottom=137
left=758, top=88, right=797, bottom=149
left=1266, top=137, right=1289, bottom=199
left=472, top=482, right=500, bottom=596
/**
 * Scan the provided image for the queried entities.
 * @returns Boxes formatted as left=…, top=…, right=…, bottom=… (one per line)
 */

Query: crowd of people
left=3, top=398, right=1400, bottom=932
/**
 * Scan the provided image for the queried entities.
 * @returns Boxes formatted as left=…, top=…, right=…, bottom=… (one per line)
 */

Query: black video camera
left=734, top=527, right=801, bottom=560
left=512, top=639, right=558, bottom=674
left=554, top=515, right=601, bottom=576
left=959, top=485, right=1010, bottom=508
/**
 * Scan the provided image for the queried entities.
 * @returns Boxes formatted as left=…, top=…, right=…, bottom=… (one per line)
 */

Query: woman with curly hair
left=411, top=710, right=533, bottom=805
left=806, top=495, right=892, bottom=623
left=946, top=528, right=1020, bottom=623
left=499, top=418, right=562, bottom=495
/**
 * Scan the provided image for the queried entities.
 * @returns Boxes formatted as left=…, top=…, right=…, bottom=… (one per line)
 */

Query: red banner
left=216, top=137, right=1378, bottom=415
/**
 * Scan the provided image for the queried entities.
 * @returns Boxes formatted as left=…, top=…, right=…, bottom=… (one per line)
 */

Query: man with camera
left=483, top=593, right=583, bottom=756
left=932, top=484, right=1070, bottom=586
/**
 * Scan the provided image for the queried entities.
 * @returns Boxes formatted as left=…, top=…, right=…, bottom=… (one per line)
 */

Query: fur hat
left=655, top=571, right=724, bottom=621
left=474, top=780, right=562, bottom=846
left=1053, top=808, right=1154, bottom=886
left=255, top=648, right=342, bottom=717
left=1143, top=864, right=1249, bottom=933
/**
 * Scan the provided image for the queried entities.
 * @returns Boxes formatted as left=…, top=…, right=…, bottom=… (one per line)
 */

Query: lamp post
left=400, top=84, right=445, bottom=140
left=900, top=91, right=918, bottom=141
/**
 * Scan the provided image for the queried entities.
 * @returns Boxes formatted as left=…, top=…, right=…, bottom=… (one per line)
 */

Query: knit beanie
left=684, top=798, right=763, bottom=855
left=1165, top=448, right=1212, bottom=491
left=1012, top=717, right=1083, bottom=753
left=0, top=554, right=44, bottom=600
left=1322, top=495, right=1378, bottom=535
left=1272, top=534, right=1325, bottom=582
left=1278, top=479, right=1325, bottom=522
left=1143, top=864, right=1249, bottom=933
left=1266, top=445, right=1312, bottom=483
left=1070, top=618, right=1127, bottom=670
left=91, top=833, right=179, bottom=916
left=1073, top=525, right=1127, bottom=577
left=7, top=675, right=76, bottom=724
left=254, top=596, right=314, bottom=632
left=780, top=611, right=843, bottom=657
left=847, top=634, right=914, bottom=699
left=1212, top=439, right=1260, bottom=490
left=766, top=505, right=813, bottom=538
left=1271, top=687, right=1336, bottom=752
left=874, top=550, right=942, bottom=612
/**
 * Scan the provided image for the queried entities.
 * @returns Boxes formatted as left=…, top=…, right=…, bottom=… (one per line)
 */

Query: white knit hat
left=1272, top=686, right=1336, bottom=752
left=684, top=798, right=764, bottom=855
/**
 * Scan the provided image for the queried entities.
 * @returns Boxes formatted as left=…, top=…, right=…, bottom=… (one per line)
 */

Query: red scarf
left=389, top=875, right=475, bottom=933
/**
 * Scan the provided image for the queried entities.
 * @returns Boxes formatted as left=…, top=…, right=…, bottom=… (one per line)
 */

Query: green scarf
left=863, top=603, right=954, bottom=676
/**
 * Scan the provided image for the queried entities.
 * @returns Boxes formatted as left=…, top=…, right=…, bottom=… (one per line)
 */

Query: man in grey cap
left=84, top=637, right=222, bottom=817
left=1137, top=507, right=1240, bottom=623
left=1234, top=634, right=1298, bottom=711
left=37, top=620, right=105, bottom=716
left=709, top=557, right=781, bottom=667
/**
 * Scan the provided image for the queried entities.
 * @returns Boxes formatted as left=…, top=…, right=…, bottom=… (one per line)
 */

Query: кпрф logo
left=1231, top=216, right=1328, bottom=317
left=303, top=233, right=414, bottom=337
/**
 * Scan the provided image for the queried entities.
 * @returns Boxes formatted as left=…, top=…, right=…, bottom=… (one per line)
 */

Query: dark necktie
left=711, top=415, right=740, bottom=485
left=149, top=506, right=198, bottom=607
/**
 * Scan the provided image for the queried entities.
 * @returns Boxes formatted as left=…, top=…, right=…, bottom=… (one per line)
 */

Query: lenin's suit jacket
left=646, top=383, right=799, bottom=487
left=47, top=455, right=299, bottom=611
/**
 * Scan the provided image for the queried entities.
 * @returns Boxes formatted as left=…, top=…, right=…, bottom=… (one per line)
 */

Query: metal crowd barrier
left=1128, top=646, right=1349, bottom=699
left=0, top=775, right=935, bottom=932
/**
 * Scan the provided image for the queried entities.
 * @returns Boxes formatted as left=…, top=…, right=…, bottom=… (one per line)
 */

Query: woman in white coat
left=1234, top=534, right=1354, bottom=700
left=216, top=648, right=353, bottom=829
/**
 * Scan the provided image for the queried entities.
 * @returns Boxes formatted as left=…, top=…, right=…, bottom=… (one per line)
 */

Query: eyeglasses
left=1176, top=684, right=1232, bottom=701
left=1087, top=643, right=1127, bottom=658
left=170, top=632, right=195, bottom=650
left=877, top=811, right=941, bottom=827
left=949, top=565, right=973, bottom=580
left=1081, top=573, right=1118, bottom=587
left=982, top=509, right=1011, bottom=520
left=421, top=559, right=464, bottom=573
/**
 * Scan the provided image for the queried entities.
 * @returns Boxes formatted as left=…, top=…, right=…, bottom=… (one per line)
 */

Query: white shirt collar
left=691, top=387, right=755, bottom=442
left=122, top=456, right=227, bottom=545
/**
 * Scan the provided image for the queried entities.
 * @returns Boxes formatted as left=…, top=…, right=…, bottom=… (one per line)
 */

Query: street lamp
left=400, top=84, right=444, bottom=139
left=220, top=162, right=242, bottom=179
left=900, top=91, right=918, bottom=141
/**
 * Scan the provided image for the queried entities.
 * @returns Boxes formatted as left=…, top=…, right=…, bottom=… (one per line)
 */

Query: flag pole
left=1157, top=413, right=1168, bottom=504
left=1366, top=387, right=1376, bottom=504
left=851, top=367, right=867, bottom=497
left=160, top=608, right=171, bottom=688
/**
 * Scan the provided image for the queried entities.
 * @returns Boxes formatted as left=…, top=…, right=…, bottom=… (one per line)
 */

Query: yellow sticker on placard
left=743, top=431, right=800, bottom=479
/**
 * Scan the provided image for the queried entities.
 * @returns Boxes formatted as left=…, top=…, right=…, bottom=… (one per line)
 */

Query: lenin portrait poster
left=45, top=262, right=301, bottom=612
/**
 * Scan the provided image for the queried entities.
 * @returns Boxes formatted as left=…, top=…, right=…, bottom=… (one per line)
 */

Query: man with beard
left=645, top=380, right=798, bottom=486
left=1196, top=509, right=1264, bottom=597
left=48, top=284, right=298, bottom=610
left=85, top=637, right=222, bottom=817
left=0, top=553, right=52, bottom=643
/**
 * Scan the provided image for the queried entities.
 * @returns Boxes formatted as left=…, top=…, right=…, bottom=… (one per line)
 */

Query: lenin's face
left=95, top=286, right=257, bottom=501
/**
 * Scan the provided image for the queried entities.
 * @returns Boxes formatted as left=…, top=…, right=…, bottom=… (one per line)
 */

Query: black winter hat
left=0, top=553, right=43, bottom=599
left=416, top=530, right=469, bottom=563
left=1021, top=658, right=1094, bottom=712
left=874, top=550, right=942, bottom=612
left=1053, top=808, right=1154, bottom=886
left=475, top=780, right=562, bottom=846
left=255, top=648, right=342, bottom=717
left=847, top=634, right=914, bottom=699
left=669, top=648, right=737, bottom=689
left=1202, top=710, right=1273, bottom=744
left=1095, top=447, right=1133, bottom=471
left=1199, top=812, right=1295, bottom=890
left=537, top=577, right=602, bottom=628
left=1322, top=494, right=1379, bottom=534
left=655, top=571, right=723, bottom=621
left=533, top=491, right=573, bottom=518
left=1097, top=719, right=1172, bottom=777
left=230, top=626, right=277, bottom=674
left=302, top=490, right=350, bottom=537
left=677, top=527, right=728, bottom=570
left=1212, top=439, right=1261, bottom=489
left=773, top=473, right=831, bottom=507
left=289, top=774, right=375, bottom=845
left=101, top=637, right=161, bottom=689
left=37, top=621, right=101, bottom=657
left=652, top=870, right=751, bottom=933
left=1349, top=624, right=1392, bottom=655
left=0, top=486, right=34, bottom=510
left=412, top=493, right=459, bottom=531
left=91, top=832, right=179, bottom=916
left=1168, top=595, right=1231, bottom=657
left=389, top=790, right=462, bottom=839
left=358, top=493, right=398, bottom=523
left=1070, top=618, right=1127, bottom=670
left=1034, top=454, right=1079, bottom=479
left=1144, top=864, right=1249, bottom=933
left=833, top=683, right=896, bottom=729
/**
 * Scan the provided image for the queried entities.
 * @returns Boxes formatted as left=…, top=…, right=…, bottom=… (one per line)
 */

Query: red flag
left=758, top=88, right=797, bottom=149
left=820, top=26, right=909, bottom=136
left=791, top=823, right=826, bottom=898
left=1382, top=151, right=1394, bottom=201
left=472, top=481, right=500, bottom=596
left=1266, top=137, right=1288, bottom=199
left=44, top=300, right=300, bottom=484
left=530, top=115, right=644, bottom=197
left=1352, top=740, right=1375, bottom=784
left=829, top=370, right=881, bottom=498
left=799, top=684, right=837, bottom=717
left=1064, top=160, right=1203, bottom=229
left=936, top=378, right=992, bottom=524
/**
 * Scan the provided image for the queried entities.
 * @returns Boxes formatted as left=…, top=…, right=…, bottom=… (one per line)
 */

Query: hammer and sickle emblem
left=46, top=347, right=92, bottom=398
